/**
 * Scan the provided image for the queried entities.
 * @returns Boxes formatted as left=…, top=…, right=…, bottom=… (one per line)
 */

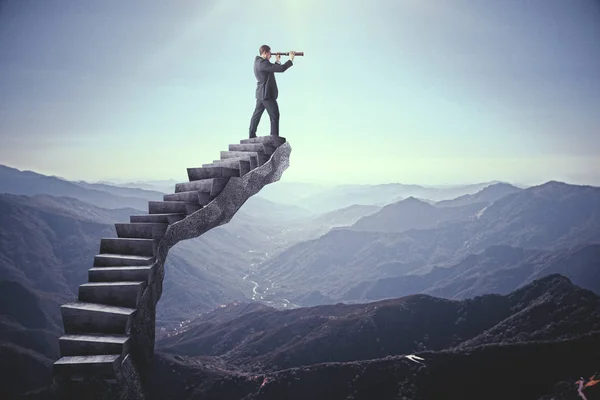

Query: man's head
left=259, top=44, right=271, bottom=60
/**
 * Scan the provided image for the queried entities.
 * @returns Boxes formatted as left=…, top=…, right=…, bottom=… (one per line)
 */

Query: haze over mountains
left=1, top=163, right=599, bottom=399
left=257, top=180, right=513, bottom=213
left=95, top=179, right=179, bottom=194
left=257, top=181, right=600, bottom=304
left=0, top=165, right=161, bottom=210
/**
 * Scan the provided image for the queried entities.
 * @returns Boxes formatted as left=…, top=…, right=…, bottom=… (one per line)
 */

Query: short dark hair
left=259, top=45, right=271, bottom=55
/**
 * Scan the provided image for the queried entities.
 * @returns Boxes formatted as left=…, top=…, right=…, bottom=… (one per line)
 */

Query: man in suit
left=248, top=45, right=295, bottom=138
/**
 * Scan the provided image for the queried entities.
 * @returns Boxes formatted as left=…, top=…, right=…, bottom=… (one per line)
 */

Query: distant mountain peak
left=512, top=273, right=575, bottom=298
left=544, top=180, right=568, bottom=186
left=527, top=180, right=593, bottom=197
left=483, top=182, right=519, bottom=190
left=401, top=196, right=430, bottom=205
left=538, top=273, right=573, bottom=285
left=533, top=180, right=572, bottom=190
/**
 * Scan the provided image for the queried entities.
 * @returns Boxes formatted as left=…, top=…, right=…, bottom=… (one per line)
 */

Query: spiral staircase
left=52, top=135, right=291, bottom=399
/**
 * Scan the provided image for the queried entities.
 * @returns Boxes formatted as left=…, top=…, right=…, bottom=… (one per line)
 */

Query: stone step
left=203, top=159, right=251, bottom=176
left=94, top=254, right=155, bottom=267
left=221, top=151, right=266, bottom=167
left=175, top=177, right=230, bottom=196
left=130, top=213, right=185, bottom=224
left=163, top=191, right=200, bottom=203
left=213, top=156, right=257, bottom=171
left=89, top=266, right=155, bottom=283
left=114, top=222, right=167, bottom=240
left=54, top=354, right=121, bottom=378
left=79, top=281, right=146, bottom=309
left=240, top=135, right=286, bottom=146
left=163, top=191, right=215, bottom=206
left=187, top=166, right=240, bottom=181
left=99, top=238, right=156, bottom=257
left=225, top=150, right=269, bottom=166
left=61, top=302, right=137, bottom=335
left=59, top=334, right=130, bottom=357
left=229, top=143, right=275, bottom=156
left=175, top=179, right=210, bottom=193
left=148, top=200, right=188, bottom=214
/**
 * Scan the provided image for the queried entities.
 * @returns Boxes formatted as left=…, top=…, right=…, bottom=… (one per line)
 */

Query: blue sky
left=1, top=0, right=599, bottom=186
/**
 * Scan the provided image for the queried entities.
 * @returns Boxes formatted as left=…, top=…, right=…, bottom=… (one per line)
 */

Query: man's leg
left=262, top=99, right=280, bottom=136
left=248, top=99, right=266, bottom=138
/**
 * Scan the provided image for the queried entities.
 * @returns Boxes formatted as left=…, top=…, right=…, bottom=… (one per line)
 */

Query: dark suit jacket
left=254, top=56, right=293, bottom=100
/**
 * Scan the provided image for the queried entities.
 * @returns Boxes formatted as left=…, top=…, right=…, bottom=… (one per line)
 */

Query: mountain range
left=2, top=164, right=599, bottom=399
left=145, top=275, right=600, bottom=400
left=17, top=275, right=600, bottom=399
left=342, top=242, right=600, bottom=302
left=257, top=181, right=600, bottom=302
left=0, top=164, right=162, bottom=210
left=156, top=275, right=600, bottom=371
left=435, top=182, right=522, bottom=207
left=0, top=191, right=277, bottom=397
left=257, top=180, right=513, bottom=213
left=148, top=331, right=600, bottom=400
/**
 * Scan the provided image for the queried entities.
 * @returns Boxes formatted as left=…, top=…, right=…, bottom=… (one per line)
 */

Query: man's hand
left=275, top=53, right=281, bottom=63
left=289, top=51, right=295, bottom=61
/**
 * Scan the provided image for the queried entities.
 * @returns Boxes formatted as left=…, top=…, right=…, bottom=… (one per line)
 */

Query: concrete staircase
left=53, top=136, right=288, bottom=398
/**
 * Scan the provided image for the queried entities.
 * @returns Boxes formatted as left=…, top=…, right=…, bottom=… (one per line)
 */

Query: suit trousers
left=248, top=98, right=280, bottom=137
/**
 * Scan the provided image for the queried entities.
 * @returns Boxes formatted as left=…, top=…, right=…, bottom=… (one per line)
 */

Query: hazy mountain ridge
left=74, top=180, right=167, bottom=198
left=342, top=243, right=600, bottom=301
left=95, top=179, right=179, bottom=194
left=258, top=181, right=600, bottom=302
left=0, top=192, right=143, bottom=224
left=0, top=193, right=116, bottom=297
left=260, top=181, right=512, bottom=213
left=435, top=182, right=522, bottom=207
left=2, top=170, right=599, bottom=399
left=351, top=196, right=487, bottom=232
left=0, top=164, right=159, bottom=210
left=309, top=204, right=381, bottom=226
left=239, top=196, right=315, bottom=222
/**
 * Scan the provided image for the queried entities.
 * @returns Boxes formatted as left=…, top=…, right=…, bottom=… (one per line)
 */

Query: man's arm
left=257, top=58, right=293, bottom=73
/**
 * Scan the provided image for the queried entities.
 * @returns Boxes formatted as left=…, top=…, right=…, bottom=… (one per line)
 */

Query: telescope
left=272, top=51, right=304, bottom=56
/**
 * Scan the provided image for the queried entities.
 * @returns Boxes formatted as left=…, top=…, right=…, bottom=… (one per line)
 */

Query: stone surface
left=148, top=200, right=187, bottom=214
left=229, top=143, right=272, bottom=155
left=240, top=135, right=286, bottom=146
left=53, top=354, right=144, bottom=400
left=187, top=166, right=240, bottom=180
left=99, top=238, right=156, bottom=257
left=59, top=334, right=130, bottom=356
left=129, top=213, right=186, bottom=224
left=93, top=254, right=155, bottom=267
left=89, top=266, right=155, bottom=283
left=61, top=302, right=137, bottom=334
left=55, top=139, right=291, bottom=399
left=79, top=281, right=146, bottom=309
left=115, top=223, right=167, bottom=240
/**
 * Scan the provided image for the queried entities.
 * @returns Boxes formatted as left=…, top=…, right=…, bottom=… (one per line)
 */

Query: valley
left=1, top=165, right=599, bottom=399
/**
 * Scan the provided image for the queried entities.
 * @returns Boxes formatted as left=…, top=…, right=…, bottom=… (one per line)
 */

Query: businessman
left=248, top=45, right=295, bottom=138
